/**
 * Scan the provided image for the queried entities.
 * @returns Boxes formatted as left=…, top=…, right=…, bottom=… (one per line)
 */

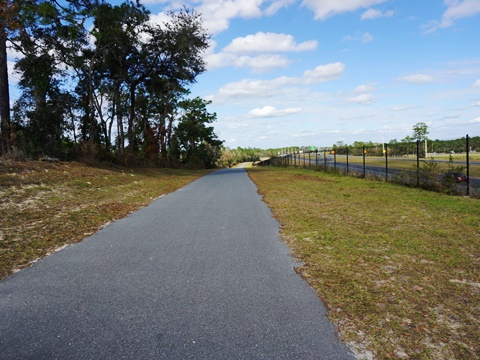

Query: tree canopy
left=0, top=0, right=222, bottom=167
left=412, top=122, right=429, bottom=142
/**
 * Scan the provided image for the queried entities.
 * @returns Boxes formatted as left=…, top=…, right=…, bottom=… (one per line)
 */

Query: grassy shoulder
left=0, top=160, right=211, bottom=280
left=247, top=166, right=479, bottom=359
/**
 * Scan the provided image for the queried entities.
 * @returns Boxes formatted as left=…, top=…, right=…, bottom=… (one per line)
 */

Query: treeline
left=0, top=0, right=222, bottom=168
left=332, top=135, right=479, bottom=157
left=382, top=136, right=478, bottom=157
left=269, top=135, right=479, bottom=159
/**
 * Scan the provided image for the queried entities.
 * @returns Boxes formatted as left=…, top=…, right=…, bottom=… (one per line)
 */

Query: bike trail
left=0, top=167, right=355, bottom=359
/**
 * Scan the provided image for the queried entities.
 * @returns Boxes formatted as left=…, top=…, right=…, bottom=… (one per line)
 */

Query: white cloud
left=472, top=101, right=480, bottom=107
left=354, top=84, right=375, bottom=93
left=233, top=54, right=292, bottom=73
left=7, top=61, right=19, bottom=85
left=440, top=0, right=480, bottom=28
left=347, top=93, right=373, bottom=105
left=7, top=42, right=24, bottom=61
left=362, top=32, right=374, bottom=42
left=301, top=0, right=387, bottom=20
left=217, top=76, right=297, bottom=99
left=197, top=0, right=263, bottom=34
left=292, top=130, right=315, bottom=138
left=397, top=74, right=435, bottom=84
left=425, top=0, right=480, bottom=33
left=361, top=8, right=394, bottom=20
left=205, top=32, right=316, bottom=72
left=303, top=62, right=345, bottom=84
left=223, top=32, right=318, bottom=54
left=205, top=52, right=291, bottom=73
left=247, top=105, right=302, bottom=118
left=149, top=12, right=172, bottom=27
left=204, top=52, right=232, bottom=70
left=214, top=62, right=345, bottom=100
left=392, top=105, right=417, bottom=111
left=264, top=0, right=296, bottom=16
left=342, top=31, right=374, bottom=43
left=473, top=79, right=480, bottom=87
left=473, top=117, right=480, bottom=123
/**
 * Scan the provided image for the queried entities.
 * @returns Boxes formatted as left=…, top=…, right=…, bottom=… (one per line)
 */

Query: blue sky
left=9, top=0, right=480, bottom=149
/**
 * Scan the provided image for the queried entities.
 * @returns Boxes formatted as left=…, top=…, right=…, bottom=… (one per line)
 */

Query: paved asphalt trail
left=0, top=167, right=355, bottom=359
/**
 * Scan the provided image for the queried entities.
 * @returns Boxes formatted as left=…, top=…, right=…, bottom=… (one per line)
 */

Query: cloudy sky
left=10, top=0, right=480, bottom=149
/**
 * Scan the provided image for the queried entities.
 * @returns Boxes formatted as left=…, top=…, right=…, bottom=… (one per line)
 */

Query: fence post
left=466, top=134, right=470, bottom=196
left=346, top=146, right=349, bottom=173
left=416, top=140, right=420, bottom=187
left=315, top=150, right=318, bottom=168
left=385, top=143, right=388, bottom=182
left=334, top=150, right=337, bottom=170
left=363, top=146, right=366, bottom=178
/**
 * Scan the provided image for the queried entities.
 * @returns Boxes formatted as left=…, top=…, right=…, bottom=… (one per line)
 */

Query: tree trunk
left=159, top=109, right=167, bottom=160
left=0, top=28, right=11, bottom=154
left=114, top=87, right=124, bottom=157
left=107, top=114, right=114, bottom=150
left=128, top=84, right=135, bottom=154
left=93, top=91, right=110, bottom=150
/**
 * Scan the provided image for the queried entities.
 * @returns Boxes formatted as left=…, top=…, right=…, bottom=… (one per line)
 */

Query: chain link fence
left=258, top=135, right=480, bottom=198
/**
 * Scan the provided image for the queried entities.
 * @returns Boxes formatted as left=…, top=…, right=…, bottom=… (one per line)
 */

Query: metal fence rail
left=258, top=135, right=480, bottom=198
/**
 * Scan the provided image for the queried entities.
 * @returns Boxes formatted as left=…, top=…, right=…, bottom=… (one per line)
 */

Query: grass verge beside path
left=247, top=166, right=479, bottom=359
left=0, top=160, right=211, bottom=280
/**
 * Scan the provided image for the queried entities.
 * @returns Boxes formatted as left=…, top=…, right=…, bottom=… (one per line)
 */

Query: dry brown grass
left=247, top=166, right=480, bottom=359
left=0, top=160, right=210, bottom=279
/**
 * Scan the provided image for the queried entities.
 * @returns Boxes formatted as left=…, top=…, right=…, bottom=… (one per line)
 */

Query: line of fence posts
left=264, top=134, right=477, bottom=197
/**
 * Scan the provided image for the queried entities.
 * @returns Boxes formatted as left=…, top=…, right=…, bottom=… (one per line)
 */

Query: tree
left=0, top=0, right=22, bottom=154
left=412, top=122, right=429, bottom=157
left=87, top=0, right=149, bottom=155
left=135, top=7, right=210, bottom=158
left=400, top=135, right=413, bottom=155
left=412, top=122, right=429, bottom=141
left=14, top=51, right=66, bottom=156
left=172, top=97, right=222, bottom=168
left=87, top=4, right=210, bottom=162
left=7, top=0, right=219, bottom=166
left=11, top=0, right=98, bottom=157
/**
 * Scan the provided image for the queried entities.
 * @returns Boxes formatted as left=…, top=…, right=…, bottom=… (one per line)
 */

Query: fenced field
left=260, top=137, right=480, bottom=198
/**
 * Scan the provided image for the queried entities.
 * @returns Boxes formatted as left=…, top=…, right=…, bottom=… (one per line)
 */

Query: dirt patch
left=0, top=160, right=210, bottom=280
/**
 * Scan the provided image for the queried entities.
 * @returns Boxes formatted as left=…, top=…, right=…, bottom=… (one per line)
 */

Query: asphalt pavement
left=0, top=167, right=355, bottom=359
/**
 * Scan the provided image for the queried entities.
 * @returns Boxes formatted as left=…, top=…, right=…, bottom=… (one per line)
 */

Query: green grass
left=0, top=160, right=211, bottom=279
left=247, top=166, right=480, bottom=359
